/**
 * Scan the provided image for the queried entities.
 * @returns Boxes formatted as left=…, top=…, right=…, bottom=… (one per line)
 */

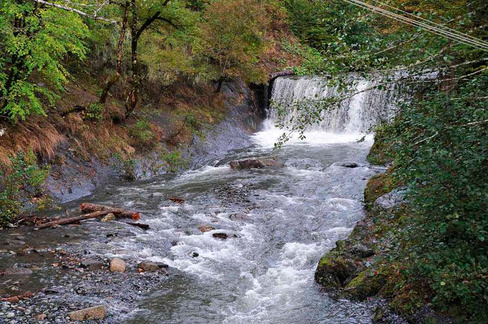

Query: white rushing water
left=68, top=75, right=397, bottom=323
left=254, top=76, right=399, bottom=147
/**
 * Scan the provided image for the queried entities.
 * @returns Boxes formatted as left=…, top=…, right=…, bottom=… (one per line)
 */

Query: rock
left=198, top=225, right=214, bottom=233
left=68, top=305, right=106, bottom=321
left=3, top=268, right=33, bottom=276
left=6, top=312, right=15, bottom=318
left=350, top=244, right=375, bottom=258
left=34, top=313, right=46, bottom=321
left=156, top=262, right=169, bottom=269
left=80, top=259, right=104, bottom=271
left=229, top=213, right=251, bottom=222
left=101, top=213, right=116, bottom=222
left=109, top=258, right=126, bottom=273
left=138, top=261, right=160, bottom=272
left=229, top=159, right=284, bottom=170
left=339, top=162, right=360, bottom=168
left=212, top=233, right=228, bottom=240
left=314, top=255, right=356, bottom=290
left=373, top=188, right=407, bottom=211
left=191, top=252, right=199, bottom=258
left=342, top=272, right=386, bottom=300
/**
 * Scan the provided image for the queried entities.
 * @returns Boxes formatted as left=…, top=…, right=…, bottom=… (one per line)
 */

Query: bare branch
left=33, top=0, right=118, bottom=24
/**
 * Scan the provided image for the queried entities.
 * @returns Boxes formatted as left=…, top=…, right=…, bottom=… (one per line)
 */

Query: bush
left=0, top=150, right=49, bottom=225
left=382, top=73, right=488, bottom=320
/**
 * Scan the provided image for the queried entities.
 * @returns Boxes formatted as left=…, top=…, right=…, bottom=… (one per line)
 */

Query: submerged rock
left=229, top=159, right=284, bottom=170
left=68, top=305, right=106, bottom=321
left=109, top=258, right=126, bottom=273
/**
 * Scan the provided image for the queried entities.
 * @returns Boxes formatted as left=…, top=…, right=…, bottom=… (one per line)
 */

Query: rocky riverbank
left=314, top=142, right=455, bottom=324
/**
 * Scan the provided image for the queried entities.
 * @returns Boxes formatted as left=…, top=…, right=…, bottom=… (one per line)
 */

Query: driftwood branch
left=37, top=203, right=140, bottom=229
left=80, top=203, right=140, bottom=220
left=37, top=210, right=109, bottom=229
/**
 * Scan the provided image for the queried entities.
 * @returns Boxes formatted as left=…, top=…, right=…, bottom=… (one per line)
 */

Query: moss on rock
left=342, top=271, right=387, bottom=301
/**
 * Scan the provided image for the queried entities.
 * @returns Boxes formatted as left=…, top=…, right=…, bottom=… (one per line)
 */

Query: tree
left=0, top=0, right=88, bottom=122
left=200, top=0, right=272, bottom=92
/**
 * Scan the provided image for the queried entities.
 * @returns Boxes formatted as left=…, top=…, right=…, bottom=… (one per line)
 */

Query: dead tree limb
left=37, top=211, right=109, bottom=229
left=80, top=203, right=140, bottom=220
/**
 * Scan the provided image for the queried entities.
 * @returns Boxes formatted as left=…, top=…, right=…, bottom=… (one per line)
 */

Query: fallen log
left=80, top=203, right=140, bottom=220
left=37, top=211, right=109, bottom=229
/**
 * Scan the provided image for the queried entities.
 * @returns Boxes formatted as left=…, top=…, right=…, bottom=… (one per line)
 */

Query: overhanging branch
left=33, top=0, right=118, bottom=24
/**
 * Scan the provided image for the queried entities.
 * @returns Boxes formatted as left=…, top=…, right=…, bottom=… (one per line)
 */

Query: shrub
left=0, top=150, right=49, bottom=225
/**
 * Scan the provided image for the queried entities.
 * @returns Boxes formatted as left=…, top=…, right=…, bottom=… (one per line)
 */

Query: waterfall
left=268, top=76, right=399, bottom=134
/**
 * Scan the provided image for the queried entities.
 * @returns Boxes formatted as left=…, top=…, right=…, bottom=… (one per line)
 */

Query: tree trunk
left=215, top=77, right=224, bottom=93
left=99, top=2, right=129, bottom=105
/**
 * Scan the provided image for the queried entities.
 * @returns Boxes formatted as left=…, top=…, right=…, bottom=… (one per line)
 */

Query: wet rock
left=156, top=262, right=169, bottom=269
left=109, top=258, right=126, bottom=273
left=339, top=162, right=360, bottom=168
left=229, top=159, right=284, bottom=170
left=315, top=255, right=356, bottom=290
left=138, top=261, right=160, bottom=272
left=212, top=233, right=228, bottom=240
left=80, top=259, right=104, bottom=271
left=229, top=213, right=251, bottom=222
left=198, top=225, right=214, bottom=233
left=34, top=314, right=46, bottom=321
left=342, top=271, right=386, bottom=300
left=191, top=252, right=199, bottom=258
left=68, top=305, right=106, bottom=321
left=3, top=268, right=33, bottom=276
left=101, top=213, right=116, bottom=222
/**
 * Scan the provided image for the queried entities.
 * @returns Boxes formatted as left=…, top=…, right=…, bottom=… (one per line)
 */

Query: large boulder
left=229, top=159, right=284, bottom=170
left=109, top=258, right=126, bottom=273
left=68, top=305, right=107, bottom=321
left=314, top=255, right=357, bottom=290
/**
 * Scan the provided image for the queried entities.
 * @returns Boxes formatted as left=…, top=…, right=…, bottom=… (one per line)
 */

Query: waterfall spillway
left=267, top=76, right=399, bottom=134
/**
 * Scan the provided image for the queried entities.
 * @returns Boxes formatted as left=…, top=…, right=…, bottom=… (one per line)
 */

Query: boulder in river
left=109, top=258, right=126, bottom=273
left=80, top=259, right=104, bottom=271
left=138, top=261, right=160, bottom=272
left=68, top=305, right=107, bottom=321
left=229, top=159, right=284, bottom=170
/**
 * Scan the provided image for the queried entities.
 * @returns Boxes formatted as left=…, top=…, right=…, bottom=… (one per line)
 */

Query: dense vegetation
left=282, top=0, right=487, bottom=321
left=0, top=0, right=487, bottom=321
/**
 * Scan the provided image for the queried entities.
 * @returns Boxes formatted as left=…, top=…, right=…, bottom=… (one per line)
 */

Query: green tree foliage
left=200, top=0, right=279, bottom=91
left=0, top=150, right=49, bottom=225
left=0, top=0, right=88, bottom=122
